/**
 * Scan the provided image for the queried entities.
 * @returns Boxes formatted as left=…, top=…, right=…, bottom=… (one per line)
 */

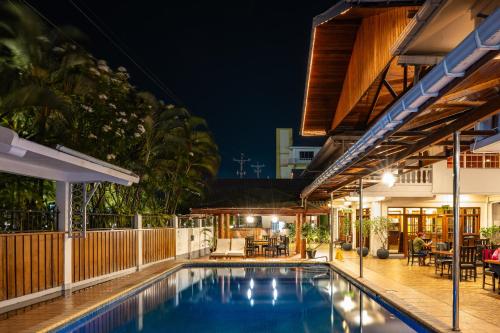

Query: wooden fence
left=72, top=230, right=138, bottom=283
left=1, top=227, right=177, bottom=304
left=142, top=228, right=176, bottom=264
left=0, top=232, right=64, bottom=301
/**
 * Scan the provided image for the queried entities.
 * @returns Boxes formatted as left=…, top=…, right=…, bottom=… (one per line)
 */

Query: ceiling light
left=246, top=216, right=255, bottom=223
left=271, top=215, right=278, bottom=223
left=382, top=171, right=396, bottom=187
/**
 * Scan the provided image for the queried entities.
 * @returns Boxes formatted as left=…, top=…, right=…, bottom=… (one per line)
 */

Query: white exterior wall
left=276, top=128, right=293, bottom=178
left=176, top=227, right=212, bottom=259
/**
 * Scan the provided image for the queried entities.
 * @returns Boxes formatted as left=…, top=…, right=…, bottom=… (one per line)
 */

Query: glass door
left=388, top=208, right=404, bottom=253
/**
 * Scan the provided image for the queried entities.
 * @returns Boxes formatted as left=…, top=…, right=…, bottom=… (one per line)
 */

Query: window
left=447, top=152, right=500, bottom=168
left=299, top=151, right=314, bottom=160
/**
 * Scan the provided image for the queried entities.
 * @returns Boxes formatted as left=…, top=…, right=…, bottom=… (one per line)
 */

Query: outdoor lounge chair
left=227, top=238, right=246, bottom=258
left=210, top=239, right=230, bottom=259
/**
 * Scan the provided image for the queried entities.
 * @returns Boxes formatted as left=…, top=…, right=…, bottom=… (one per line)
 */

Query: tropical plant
left=480, top=225, right=500, bottom=245
left=301, top=223, right=329, bottom=251
left=370, top=217, right=392, bottom=250
left=354, top=218, right=371, bottom=246
left=340, top=209, right=352, bottom=241
left=0, top=2, right=220, bottom=214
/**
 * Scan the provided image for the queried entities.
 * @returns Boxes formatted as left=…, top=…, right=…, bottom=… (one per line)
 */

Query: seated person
left=413, top=232, right=432, bottom=264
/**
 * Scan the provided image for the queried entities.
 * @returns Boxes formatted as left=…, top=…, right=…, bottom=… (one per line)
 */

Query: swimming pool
left=56, top=265, right=429, bottom=333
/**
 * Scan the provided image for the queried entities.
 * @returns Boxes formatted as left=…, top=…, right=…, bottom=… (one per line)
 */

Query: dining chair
left=264, top=237, right=278, bottom=257
left=482, top=248, right=498, bottom=291
left=459, top=246, right=477, bottom=281
left=435, top=242, right=452, bottom=276
left=245, top=237, right=256, bottom=257
left=407, top=239, right=427, bottom=266
left=277, top=236, right=290, bottom=256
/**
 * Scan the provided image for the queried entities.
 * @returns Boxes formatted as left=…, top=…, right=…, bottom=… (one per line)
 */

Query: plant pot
left=376, top=248, right=389, bottom=259
left=342, top=243, right=352, bottom=251
left=306, top=250, right=317, bottom=259
left=356, top=247, right=369, bottom=257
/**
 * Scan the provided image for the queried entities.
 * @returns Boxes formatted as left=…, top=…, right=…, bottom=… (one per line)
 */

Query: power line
left=67, top=0, right=184, bottom=106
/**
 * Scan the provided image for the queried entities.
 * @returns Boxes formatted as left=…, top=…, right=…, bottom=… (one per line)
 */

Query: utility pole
left=233, top=153, right=250, bottom=179
left=251, top=162, right=265, bottom=179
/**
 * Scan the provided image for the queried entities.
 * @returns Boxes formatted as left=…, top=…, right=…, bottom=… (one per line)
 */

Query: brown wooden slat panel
left=58, top=233, right=64, bottom=286
left=15, top=235, right=24, bottom=297
left=0, top=236, right=7, bottom=301
left=23, top=235, right=31, bottom=295
left=6, top=236, right=15, bottom=298
left=45, top=234, right=52, bottom=289
left=31, top=235, right=39, bottom=293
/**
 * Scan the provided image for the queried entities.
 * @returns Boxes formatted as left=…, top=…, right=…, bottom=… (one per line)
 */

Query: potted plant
left=354, top=218, right=371, bottom=257
left=301, top=223, right=329, bottom=259
left=480, top=225, right=500, bottom=245
left=371, top=217, right=392, bottom=259
left=340, top=209, right=353, bottom=251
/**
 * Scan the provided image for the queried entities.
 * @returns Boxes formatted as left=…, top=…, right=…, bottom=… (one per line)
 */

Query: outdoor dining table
left=431, top=250, right=453, bottom=256
left=253, top=239, right=269, bottom=254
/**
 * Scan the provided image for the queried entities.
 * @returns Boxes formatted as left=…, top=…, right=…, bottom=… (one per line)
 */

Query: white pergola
left=0, top=126, right=139, bottom=291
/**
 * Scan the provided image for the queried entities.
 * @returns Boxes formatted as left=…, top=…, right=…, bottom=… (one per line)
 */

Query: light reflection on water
left=60, top=267, right=419, bottom=333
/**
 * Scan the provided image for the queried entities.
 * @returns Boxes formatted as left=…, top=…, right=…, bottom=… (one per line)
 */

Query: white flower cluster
left=89, top=67, right=101, bottom=76
left=88, top=133, right=97, bottom=139
left=106, top=154, right=116, bottom=160
left=99, top=94, right=108, bottom=100
left=115, top=128, right=125, bottom=137
left=97, top=60, right=110, bottom=73
left=102, top=125, right=112, bottom=132
left=52, top=46, right=65, bottom=53
left=117, top=118, right=128, bottom=124
left=137, top=124, right=145, bottom=133
left=109, top=103, right=117, bottom=109
left=82, top=105, right=94, bottom=113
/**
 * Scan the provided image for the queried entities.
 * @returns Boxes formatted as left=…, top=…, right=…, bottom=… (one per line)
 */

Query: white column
left=134, top=214, right=143, bottom=270
left=56, top=181, right=72, bottom=294
left=173, top=215, right=179, bottom=228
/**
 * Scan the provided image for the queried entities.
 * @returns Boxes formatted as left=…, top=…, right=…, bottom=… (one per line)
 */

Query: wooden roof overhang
left=301, top=1, right=424, bottom=136
left=190, top=207, right=328, bottom=216
left=304, top=51, right=500, bottom=201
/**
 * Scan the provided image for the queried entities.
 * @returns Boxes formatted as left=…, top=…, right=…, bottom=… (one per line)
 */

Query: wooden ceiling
left=301, top=4, right=422, bottom=136
left=307, top=54, right=500, bottom=201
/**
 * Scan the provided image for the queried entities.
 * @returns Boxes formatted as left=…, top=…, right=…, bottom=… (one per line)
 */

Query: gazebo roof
left=0, top=126, right=139, bottom=185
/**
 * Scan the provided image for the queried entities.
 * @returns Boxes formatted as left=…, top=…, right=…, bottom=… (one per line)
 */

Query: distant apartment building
left=275, top=128, right=323, bottom=179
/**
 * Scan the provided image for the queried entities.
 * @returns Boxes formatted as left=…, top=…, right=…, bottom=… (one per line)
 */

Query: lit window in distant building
left=447, top=152, right=500, bottom=168
left=299, top=151, right=314, bottom=160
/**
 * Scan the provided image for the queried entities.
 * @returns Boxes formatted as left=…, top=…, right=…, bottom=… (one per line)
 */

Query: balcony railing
left=397, top=168, right=433, bottom=184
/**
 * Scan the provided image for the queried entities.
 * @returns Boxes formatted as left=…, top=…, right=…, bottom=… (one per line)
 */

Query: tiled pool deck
left=0, top=248, right=498, bottom=332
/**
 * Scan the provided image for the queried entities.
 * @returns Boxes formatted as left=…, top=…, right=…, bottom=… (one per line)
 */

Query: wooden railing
left=0, top=232, right=64, bottom=301
left=142, top=228, right=175, bottom=264
left=72, top=230, right=138, bottom=283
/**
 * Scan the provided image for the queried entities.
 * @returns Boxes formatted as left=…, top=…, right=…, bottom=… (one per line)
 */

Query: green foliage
left=286, top=223, right=295, bottom=240
left=354, top=218, right=371, bottom=244
left=480, top=225, right=500, bottom=245
left=340, top=209, right=352, bottom=238
left=301, top=223, right=329, bottom=251
left=0, top=2, right=220, bottom=213
left=370, top=216, right=392, bottom=250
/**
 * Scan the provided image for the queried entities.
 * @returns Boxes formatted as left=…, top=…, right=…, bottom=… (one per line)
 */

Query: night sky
left=30, top=0, right=334, bottom=178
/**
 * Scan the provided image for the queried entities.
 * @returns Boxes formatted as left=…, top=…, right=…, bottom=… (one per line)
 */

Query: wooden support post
left=295, top=213, right=302, bottom=254
left=134, top=213, right=143, bottom=270
left=225, top=214, right=231, bottom=239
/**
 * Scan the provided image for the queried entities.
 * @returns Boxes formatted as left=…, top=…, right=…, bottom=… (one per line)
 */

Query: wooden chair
left=482, top=248, right=498, bottom=291
left=277, top=236, right=290, bottom=256
left=264, top=237, right=278, bottom=257
left=435, top=242, right=452, bottom=276
left=459, top=246, right=477, bottom=281
left=407, top=239, right=427, bottom=266
left=245, top=237, right=256, bottom=257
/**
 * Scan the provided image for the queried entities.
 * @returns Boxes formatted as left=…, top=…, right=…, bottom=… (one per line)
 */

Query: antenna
left=233, top=153, right=251, bottom=178
left=251, top=162, right=265, bottom=179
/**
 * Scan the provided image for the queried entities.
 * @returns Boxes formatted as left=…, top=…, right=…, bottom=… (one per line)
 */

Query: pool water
left=59, top=266, right=425, bottom=333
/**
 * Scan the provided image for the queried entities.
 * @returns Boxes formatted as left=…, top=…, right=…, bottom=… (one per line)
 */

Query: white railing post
left=173, top=215, right=179, bottom=229
left=56, top=181, right=72, bottom=295
left=134, top=213, right=143, bottom=270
